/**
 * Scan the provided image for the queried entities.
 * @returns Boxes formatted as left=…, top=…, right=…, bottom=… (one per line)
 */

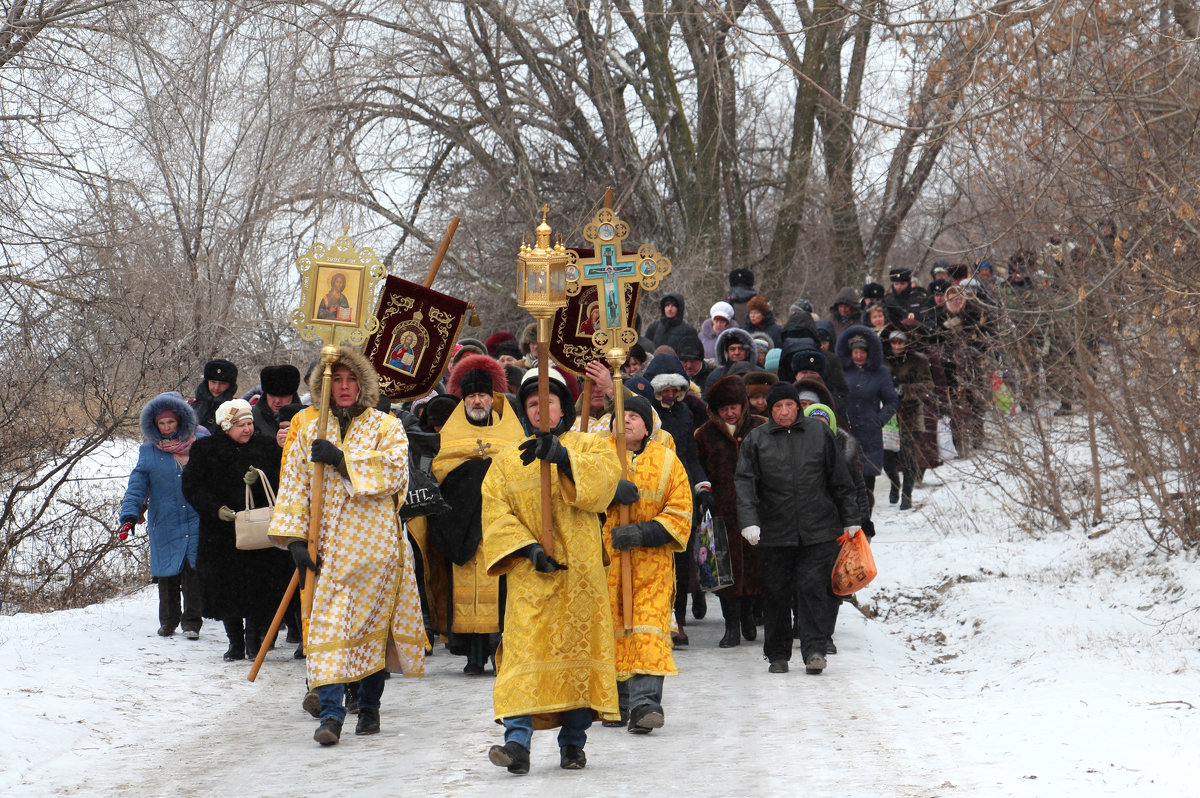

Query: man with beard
left=429, top=355, right=524, bottom=675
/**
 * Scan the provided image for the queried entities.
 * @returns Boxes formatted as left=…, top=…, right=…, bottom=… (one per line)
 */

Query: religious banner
left=547, top=248, right=641, bottom=376
left=363, top=275, right=470, bottom=400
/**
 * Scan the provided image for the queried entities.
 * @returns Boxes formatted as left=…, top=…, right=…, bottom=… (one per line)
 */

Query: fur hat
left=259, top=364, right=300, bottom=397
left=747, top=295, right=771, bottom=316
left=705, top=374, right=749, bottom=410
left=709, top=301, right=735, bottom=321
left=519, top=322, right=538, bottom=353
left=616, top=395, right=655, bottom=436
left=728, top=268, right=754, bottom=288
left=447, top=353, right=507, bottom=398
left=504, top=364, right=526, bottom=393
left=495, top=340, right=523, bottom=360
left=861, top=282, right=885, bottom=301
left=420, top=394, right=460, bottom=432
left=790, top=349, right=827, bottom=377
left=307, top=345, right=382, bottom=413
left=765, top=382, right=800, bottom=414
left=204, top=358, right=238, bottom=384
left=888, top=266, right=913, bottom=282
left=278, top=403, right=306, bottom=425
left=804, top=403, right=836, bottom=433
left=484, top=330, right=516, bottom=356
left=517, top=365, right=576, bottom=432
left=215, top=399, right=253, bottom=431
left=743, top=371, right=777, bottom=402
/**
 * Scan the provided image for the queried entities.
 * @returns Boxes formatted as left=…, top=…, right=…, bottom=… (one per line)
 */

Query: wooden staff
left=610, top=365, right=634, bottom=633
left=423, top=216, right=460, bottom=288
left=247, top=345, right=337, bottom=680
left=578, top=378, right=593, bottom=433
left=536, top=318, right=554, bottom=558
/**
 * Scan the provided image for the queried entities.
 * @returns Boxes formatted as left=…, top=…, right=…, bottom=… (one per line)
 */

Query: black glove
left=612, top=479, right=640, bottom=506
left=243, top=467, right=260, bottom=485
left=518, top=432, right=567, bottom=466
left=694, top=486, right=716, bottom=516
left=288, top=541, right=322, bottom=589
left=610, top=523, right=645, bottom=551
left=524, top=543, right=567, bottom=572
left=311, top=439, right=344, bottom=467
left=862, top=518, right=876, bottom=539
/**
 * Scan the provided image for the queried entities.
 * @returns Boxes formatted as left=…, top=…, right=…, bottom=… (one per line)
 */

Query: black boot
left=314, top=717, right=342, bottom=746
left=489, top=741, right=530, bottom=775
left=718, top=597, right=740, bottom=647
left=355, top=707, right=380, bottom=735
left=740, top=598, right=757, bottom=642
left=222, top=618, right=245, bottom=661
left=888, top=483, right=899, bottom=504
left=691, top=590, right=707, bottom=620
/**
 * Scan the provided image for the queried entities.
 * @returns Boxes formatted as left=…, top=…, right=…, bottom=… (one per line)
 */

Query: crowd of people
left=117, top=254, right=1072, bottom=769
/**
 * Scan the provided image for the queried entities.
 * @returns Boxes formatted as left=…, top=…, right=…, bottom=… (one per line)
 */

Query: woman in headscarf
left=182, top=399, right=291, bottom=661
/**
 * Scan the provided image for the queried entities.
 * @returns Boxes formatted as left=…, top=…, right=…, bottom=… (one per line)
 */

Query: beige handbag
left=235, top=468, right=276, bottom=550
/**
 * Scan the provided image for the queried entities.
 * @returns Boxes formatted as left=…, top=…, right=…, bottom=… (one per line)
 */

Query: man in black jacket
left=734, top=382, right=861, bottom=675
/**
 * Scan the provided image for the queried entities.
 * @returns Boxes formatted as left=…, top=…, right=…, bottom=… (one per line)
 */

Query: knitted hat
left=765, top=381, right=800, bottom=414
left=804, top=403, right=836, bottom=433
left=796, top=390, right=822, bottom=405
left=747, top=295, right=771, bottom=316
left=517, top=365, right=576, bottom=431
left=260, top=364, right=300, bottom=397
left=624, top=376, right=654, bottom=402
left=204, top=358, right=238, bottom=384
left=616, top=395, right=655, bottom=436
left=215, top=399, right=253, bottom=431
left=848, top=335, right=870, bottom=351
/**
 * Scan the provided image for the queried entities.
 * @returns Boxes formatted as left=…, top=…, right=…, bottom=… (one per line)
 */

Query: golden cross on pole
left=567, top=197, right=672, bottom=633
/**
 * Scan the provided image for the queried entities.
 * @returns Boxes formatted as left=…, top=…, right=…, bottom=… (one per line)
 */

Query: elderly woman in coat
left=835, top=325, right=899, bottom=507
left=182, top=399, right=291, bottom=661
left=118, top=392, right=205, bottom=638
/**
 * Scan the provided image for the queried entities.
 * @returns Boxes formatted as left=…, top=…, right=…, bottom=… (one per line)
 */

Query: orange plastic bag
left=831, top=530, right=877, bottom=596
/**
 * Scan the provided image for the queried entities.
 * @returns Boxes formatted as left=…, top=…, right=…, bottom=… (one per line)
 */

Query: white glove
left=741, top=525, right=761, bottom=546
left=842, top=526, right=860, bottom=538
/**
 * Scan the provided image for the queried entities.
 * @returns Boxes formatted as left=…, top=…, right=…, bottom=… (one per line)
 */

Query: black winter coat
left=181, top=430, right=290, bottom=621
left=644, top=293, right=700, bottom=354
left=734, top=417, right=861, bottom=547
left=190, top=381, right=238, bottom=434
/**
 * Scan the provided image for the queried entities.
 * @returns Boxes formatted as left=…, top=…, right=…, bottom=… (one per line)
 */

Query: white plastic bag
left=937, top=415, right=958, bottom=460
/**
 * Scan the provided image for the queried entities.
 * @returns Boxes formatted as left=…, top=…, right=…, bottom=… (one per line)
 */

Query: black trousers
left=759, top=539, right=841, bottom=663
left=157, top=560, right=203, bottom=632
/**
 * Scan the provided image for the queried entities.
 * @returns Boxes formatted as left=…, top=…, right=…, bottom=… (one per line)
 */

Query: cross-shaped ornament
left=473, top=439, right=491, bottom=457
left=566, top=207, right=671, bottom=355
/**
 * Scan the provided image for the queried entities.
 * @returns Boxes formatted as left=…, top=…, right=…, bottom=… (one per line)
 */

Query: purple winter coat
left=835, top=324, right=899, bottom=477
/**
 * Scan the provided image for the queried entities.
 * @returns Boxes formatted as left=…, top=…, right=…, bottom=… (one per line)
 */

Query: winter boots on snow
left=314, top=717, right=342, bottom=746
left=488, top=741, right=530, bottom=774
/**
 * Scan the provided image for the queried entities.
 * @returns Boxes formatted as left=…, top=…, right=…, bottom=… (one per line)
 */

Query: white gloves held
left=741, top=525, right=761, bottom=546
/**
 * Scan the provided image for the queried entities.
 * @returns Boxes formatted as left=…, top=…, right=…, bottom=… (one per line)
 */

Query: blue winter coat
left=835, top=325, right=898, bottom=477
left=120, top=392, right=202, bottom=577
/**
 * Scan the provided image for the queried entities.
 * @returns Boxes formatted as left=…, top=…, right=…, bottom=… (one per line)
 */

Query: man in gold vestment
left=481, top=367, right=634, bottom=774
left=429, top=354, right=523, bottom=674
left=270, top=346, right=426, bottom=746
left=601, top=395, right=692, bottom=734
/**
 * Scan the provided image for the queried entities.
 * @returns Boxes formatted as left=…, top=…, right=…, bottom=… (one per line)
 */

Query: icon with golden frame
left=291, top=229, right=386, bottom=348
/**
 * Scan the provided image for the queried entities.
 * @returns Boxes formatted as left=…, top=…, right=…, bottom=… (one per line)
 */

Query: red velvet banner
left=363, top=275, right=469, bottom=400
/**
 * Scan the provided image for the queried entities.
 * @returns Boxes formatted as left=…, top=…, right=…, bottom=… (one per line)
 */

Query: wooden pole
left=423, top=216, right=460, bottom=288
left=536, top=317, right=554, bottom=559
left=578, top=378, right=593, bottom=433
left=611, top=368, right=634, bottom=633
left=248, top=571, right=297, bottom=681
left=301, top=348, right=339, bottom=641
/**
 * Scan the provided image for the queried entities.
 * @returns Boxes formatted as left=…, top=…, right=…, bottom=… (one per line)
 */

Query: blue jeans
left=618, top=673, right=664, bottom=714
left=502, top=707, right=592, bottom=750
left=317, top=669, right=386, bottom=723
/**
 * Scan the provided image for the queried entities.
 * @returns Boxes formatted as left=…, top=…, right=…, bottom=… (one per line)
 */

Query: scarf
left=156, top=434, right=196, bottom=467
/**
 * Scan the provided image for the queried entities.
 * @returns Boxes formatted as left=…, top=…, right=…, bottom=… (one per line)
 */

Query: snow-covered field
left=2, top=450, right=1197, bottom=797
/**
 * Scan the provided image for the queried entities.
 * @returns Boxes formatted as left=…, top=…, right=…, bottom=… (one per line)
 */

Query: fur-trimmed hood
left=307, top=345, right=382, bottom=412
left=713, top=327, right=756, bottom=367
left=140, top=392, right=198, bottom=444
left=835, top=324, right=884, bottom=372
left=642, top=351, right=690, bottom=394
left=446, top=353, right=508, bottom=398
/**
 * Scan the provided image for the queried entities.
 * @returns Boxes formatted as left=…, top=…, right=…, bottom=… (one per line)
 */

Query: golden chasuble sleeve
left=558, top=431, right=622, bottom=513
left=269, top=412, right=318, bottom=545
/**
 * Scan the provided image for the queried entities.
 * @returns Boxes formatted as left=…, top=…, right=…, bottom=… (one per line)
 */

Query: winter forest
left=2, top=1, right=1199, bottom=794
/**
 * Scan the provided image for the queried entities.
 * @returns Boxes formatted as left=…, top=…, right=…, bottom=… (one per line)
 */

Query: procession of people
left=117, top=236, right=1068, bottom=769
